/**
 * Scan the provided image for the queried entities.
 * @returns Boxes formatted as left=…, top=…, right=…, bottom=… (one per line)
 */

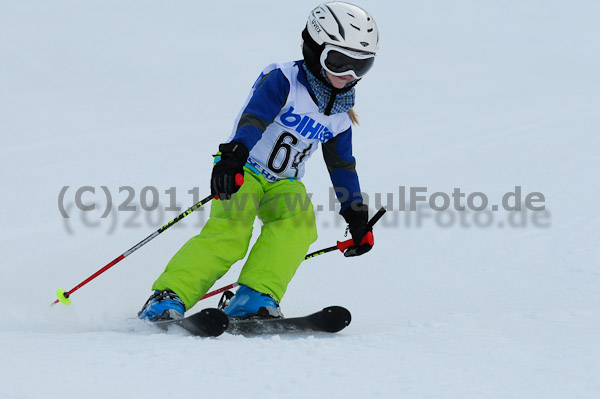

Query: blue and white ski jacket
left=227, top=60, right=362, bottom=212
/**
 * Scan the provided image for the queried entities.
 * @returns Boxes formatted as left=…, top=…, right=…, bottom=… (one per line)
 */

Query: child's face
left=325, top=71, right=356, bottom=89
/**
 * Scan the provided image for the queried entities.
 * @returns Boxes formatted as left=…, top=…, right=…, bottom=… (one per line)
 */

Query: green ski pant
left=152, top=168, right=318, bottom=310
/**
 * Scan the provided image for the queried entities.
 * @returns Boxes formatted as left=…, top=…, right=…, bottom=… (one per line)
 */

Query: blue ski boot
left=138, top=290, right=185, bottom=321
left=220, top=285, right=283, bottom=319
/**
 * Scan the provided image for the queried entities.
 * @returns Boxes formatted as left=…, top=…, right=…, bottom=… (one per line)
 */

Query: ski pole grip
left=336, top=208, right=384, bottom=253
left=336, top=238, right=353, bottom=252
left=235, top=173, right=244, bottom=187
left=214, top=174, right=245, bottom=200
left=336, top=231, right=374, bottom=253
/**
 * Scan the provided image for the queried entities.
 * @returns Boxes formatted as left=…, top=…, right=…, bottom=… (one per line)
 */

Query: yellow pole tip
left=56, top=289, right=72, bottom=306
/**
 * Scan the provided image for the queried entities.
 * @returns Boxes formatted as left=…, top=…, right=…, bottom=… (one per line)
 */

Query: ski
left=153, top=308, right=229, bottom=337
left=226, top=306, right=351, bottom=335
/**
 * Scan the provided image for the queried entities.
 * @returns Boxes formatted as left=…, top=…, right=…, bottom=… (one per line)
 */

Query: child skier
left=139, top=2, right=379, bottom=321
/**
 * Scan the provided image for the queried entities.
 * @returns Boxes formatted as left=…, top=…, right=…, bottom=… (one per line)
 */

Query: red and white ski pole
left=51, top=174, right=244, bottom=306
left=199, top=282, right=240, bottom=301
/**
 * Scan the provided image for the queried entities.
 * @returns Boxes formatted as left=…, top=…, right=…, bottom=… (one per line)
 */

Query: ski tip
left=55, top=289, right=71, bottom=306
left=321, top=306, right=351, bottom=333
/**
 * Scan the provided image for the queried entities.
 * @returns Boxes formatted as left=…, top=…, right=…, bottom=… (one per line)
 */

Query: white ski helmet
left=302, top=2, right=379, bottom=80
left=307, top=2, right=378, bottom=54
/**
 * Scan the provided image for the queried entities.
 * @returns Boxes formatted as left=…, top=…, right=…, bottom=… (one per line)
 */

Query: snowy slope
left=1, top=1, right=599, bottom=398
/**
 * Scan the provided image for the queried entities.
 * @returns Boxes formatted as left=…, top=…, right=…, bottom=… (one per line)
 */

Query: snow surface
left=1, top=1, right=599, bottom=398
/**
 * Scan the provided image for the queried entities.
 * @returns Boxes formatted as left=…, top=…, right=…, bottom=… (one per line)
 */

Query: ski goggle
left=320, top=45, right=376, bottom=79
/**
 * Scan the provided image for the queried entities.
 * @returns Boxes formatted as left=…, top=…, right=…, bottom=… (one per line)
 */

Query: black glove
left=341, top=203, right=373, bottom=257
left=211, top=141, right=248, bottom=200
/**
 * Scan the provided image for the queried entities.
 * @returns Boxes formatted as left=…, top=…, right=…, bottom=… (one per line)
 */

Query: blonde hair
left=348, top=109, right=359, bottom=125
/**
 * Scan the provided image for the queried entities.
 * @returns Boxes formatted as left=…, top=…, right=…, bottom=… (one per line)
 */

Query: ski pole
left=304, top=207, right=387, bottom=259
left=199, top=282, right=240, bottom=301
left=198, top=207, right=388, bottom=302
left=51, top=174, right=244, bottom=306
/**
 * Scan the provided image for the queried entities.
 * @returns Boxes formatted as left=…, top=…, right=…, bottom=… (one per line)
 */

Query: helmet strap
left=323, top=80, right=359, bottom=115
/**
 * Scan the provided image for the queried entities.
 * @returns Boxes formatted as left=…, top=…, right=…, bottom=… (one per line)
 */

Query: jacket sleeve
left=322, top=126, right=363, bottom=213
left=231, top=69, right=290, bottom=151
